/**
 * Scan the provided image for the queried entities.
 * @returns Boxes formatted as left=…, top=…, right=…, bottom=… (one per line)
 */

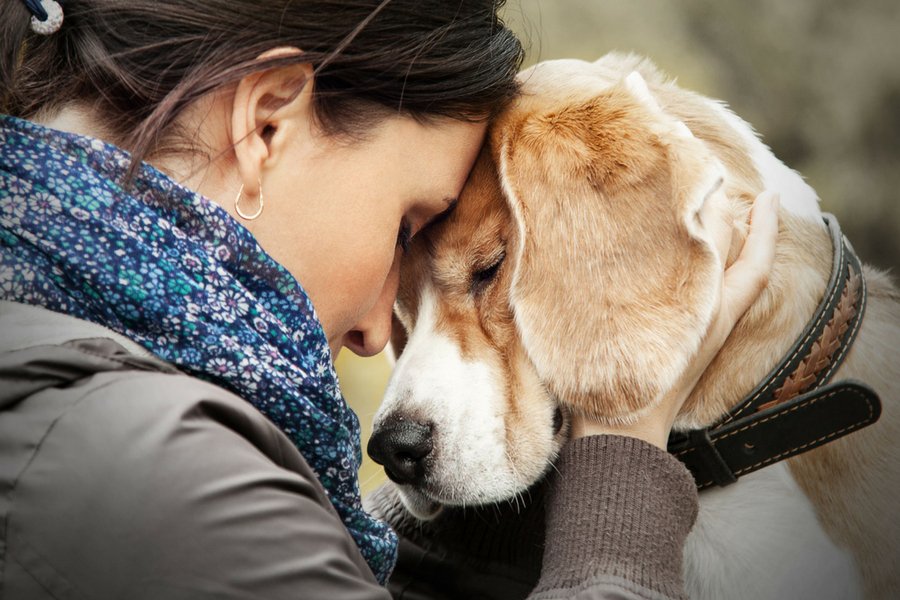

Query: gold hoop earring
left=234, top=180, right=264, bottom=221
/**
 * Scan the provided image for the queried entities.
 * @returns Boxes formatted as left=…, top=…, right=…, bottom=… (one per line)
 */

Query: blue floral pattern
left=0, top=115, right=398, bottom=583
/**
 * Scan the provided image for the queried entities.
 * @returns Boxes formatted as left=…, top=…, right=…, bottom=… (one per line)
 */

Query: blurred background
left=343, top=0, right=900, bottom=495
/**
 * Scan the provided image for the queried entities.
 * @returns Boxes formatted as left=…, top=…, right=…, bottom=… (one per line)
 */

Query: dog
left=368, top=53, right=900, bottom=599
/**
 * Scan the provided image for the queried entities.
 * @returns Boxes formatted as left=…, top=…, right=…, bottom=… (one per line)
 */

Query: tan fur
left=494, top=81, right=724, bottom=422
left=392, top=53, right=900, bottom=596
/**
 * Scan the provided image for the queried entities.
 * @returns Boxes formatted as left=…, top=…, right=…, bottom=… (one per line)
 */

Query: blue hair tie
left=22, top=0, right=64, bottom=35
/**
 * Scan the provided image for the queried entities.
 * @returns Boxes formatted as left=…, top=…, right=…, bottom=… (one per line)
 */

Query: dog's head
left=369, top=55, right=766, bottom=519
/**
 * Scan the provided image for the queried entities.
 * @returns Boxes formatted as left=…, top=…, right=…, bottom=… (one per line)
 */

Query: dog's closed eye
left=470, top=251, right=505, bottom=296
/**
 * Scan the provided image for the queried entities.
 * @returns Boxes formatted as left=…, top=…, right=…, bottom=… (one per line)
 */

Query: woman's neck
left=29, top=103, right=236, bottom=215
left=32, top=103, right=112, bottom=142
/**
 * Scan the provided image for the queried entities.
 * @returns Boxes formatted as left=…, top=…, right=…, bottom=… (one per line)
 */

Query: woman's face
left=251, top=115, right=487, bottom=357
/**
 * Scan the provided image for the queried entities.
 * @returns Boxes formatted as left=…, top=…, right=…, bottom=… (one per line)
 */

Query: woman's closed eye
left=397, top=219, right=413, bottom=253
left=397, top=198, right=459, bottom=255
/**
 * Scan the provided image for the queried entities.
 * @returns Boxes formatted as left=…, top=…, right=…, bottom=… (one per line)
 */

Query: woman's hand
left=571, top=191, right=781, bottom=449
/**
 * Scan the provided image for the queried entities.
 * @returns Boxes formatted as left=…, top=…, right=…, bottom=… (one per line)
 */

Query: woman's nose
left=341, top=258, right=400, bottom=357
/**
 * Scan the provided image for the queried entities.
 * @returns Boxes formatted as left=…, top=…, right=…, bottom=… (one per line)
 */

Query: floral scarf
left=0, top=115, right=397, bottom=583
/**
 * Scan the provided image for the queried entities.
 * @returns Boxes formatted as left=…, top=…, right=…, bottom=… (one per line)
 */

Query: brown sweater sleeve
left=368, top=434, right=699, bottom=600
left=530, top=435, right=699, bottom=600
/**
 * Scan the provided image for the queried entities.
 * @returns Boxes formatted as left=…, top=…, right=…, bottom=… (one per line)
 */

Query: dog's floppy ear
left=493, top=72, right=723, bottom=423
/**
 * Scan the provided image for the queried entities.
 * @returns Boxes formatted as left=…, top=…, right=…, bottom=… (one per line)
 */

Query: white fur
left=625, top=71, right=660, bottom=111
left=685, top=464, right=861, bottom=600
left=711, top=104, right=823, bottom=222
left=627, top=70, right=697, bottom=143
left=376, top=285, right=532, bottom=508
left=674, top=120, right=695, bottom=139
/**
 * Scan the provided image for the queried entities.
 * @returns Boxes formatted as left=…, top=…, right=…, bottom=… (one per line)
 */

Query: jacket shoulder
left=2, top=370, right=387, bottom=599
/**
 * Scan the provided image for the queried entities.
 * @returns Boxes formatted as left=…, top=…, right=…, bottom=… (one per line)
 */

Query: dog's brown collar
left=668, top=213, right=882, bottom=490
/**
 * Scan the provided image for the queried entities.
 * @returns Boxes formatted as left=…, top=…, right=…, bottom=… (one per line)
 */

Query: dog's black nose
left=367, top=416, right=433, bottom=486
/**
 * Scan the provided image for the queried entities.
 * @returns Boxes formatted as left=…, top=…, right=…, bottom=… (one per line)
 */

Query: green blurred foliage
left=335, top=349, right=393, bottom=494
left=501, top=0, right=900, bottom=270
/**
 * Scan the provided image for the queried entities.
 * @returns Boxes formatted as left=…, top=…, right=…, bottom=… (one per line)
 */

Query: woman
left=0, top=0, right=778, bottom=598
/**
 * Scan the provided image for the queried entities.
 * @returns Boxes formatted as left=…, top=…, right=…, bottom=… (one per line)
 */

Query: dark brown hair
left=1, top=0, right=523, bottom=178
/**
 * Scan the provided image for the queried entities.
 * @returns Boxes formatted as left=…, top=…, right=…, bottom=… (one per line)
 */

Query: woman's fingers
left=571, top=191, right=781, bottom=448
left=720, top=191, right=780, bottom=324
left=676, top=191, right=780, bottom=406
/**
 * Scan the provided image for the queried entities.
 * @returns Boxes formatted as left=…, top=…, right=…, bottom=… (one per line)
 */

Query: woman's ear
left=492, top=79, right=723, bottom=424
left=231, top=48, right=314, bottom=200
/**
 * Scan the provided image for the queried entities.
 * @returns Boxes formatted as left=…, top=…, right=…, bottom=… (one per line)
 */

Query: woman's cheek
left=340, top=247, right=394, bottom=331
